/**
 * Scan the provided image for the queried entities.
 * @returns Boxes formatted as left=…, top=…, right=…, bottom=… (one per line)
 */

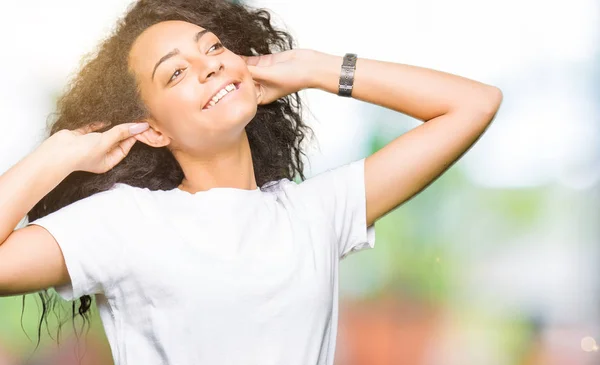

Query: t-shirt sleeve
left=296, top=158, right=376, bottom=260
left=27, top=187, right=130, bottom=301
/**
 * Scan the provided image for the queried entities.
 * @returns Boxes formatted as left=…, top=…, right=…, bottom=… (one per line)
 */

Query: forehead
left=129, top=20, right=208, bottom=75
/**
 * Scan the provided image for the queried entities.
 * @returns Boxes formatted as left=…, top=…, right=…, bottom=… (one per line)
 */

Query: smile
left=203, top=82, right=240, bottom=110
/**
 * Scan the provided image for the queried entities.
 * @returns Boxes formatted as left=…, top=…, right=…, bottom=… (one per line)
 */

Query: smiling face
left=128, top=20, right=259, bottom=152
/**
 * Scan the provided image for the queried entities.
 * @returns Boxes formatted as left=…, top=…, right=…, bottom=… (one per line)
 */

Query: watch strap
left=338, top=53, right=357, bottom=97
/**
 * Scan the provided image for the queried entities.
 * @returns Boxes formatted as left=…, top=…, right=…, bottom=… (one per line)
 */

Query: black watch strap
left=338, top=53, right=357, bottom=97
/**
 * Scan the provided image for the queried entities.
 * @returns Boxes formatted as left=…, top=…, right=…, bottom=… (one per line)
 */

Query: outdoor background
left=0, top=0, right=598, bottom=364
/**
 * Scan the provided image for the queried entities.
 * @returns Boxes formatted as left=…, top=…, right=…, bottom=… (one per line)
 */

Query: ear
left=254, top=82, right=264, bottom=105
left=132, top=120, right=170, bottom=148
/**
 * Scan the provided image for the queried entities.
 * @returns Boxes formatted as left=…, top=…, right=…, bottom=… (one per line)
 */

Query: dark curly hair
left=24, top=0, right=314, bottom=353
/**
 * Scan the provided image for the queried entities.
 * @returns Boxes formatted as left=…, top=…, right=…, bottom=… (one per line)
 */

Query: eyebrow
left=151, top=29, right=212, bottom=81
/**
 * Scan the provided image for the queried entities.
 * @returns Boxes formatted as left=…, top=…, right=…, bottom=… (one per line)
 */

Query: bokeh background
left=1, top=0, right=598, bottom=364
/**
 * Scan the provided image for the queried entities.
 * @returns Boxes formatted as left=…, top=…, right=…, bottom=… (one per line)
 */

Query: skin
left=128, top=20, right=264, bottom=193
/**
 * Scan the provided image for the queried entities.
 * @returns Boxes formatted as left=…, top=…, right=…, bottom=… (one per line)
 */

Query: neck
left=174, top=130, right=257, bottom=193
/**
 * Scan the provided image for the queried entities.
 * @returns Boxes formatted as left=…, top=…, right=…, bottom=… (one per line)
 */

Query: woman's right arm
left=0, top=142, right=76, bottom=296
left=0, top=121, right=149, bottom=296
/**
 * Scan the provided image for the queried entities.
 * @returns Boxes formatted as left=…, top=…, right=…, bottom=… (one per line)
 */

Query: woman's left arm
left=243, top=49, right=503, bottom=227
left=308, top=51, right=503, bottom=227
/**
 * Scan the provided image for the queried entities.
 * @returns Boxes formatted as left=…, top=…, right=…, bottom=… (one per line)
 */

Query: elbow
left=463, top=86, right=503, bottom=126
left=454, top=86, right=503, bottom=123
left=456, top=86, right=502, bottom=128
left=480, top=86, right=503, bottom=119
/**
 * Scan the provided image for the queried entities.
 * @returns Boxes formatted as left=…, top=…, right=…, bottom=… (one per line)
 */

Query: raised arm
left=0, top=122, right=147, bottom=296
left=0, top=140, right=76, bottom=296
left=309, top=52, right=503, bottom=226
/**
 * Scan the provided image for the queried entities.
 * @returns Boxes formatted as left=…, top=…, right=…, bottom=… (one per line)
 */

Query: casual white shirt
left=28, top=158, right=376, bottom=365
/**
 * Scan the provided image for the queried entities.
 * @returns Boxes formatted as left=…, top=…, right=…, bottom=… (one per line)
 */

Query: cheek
left=170, top=82, right=202, bottom=110
left=155, top=84, right=202, bottom=120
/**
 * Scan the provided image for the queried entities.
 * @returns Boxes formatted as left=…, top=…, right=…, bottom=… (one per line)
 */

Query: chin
left=230, top=94, right=259, bottom=121
left=236, top=105, right=259, bottom=130
left=208, top=103, right=257, bottom=133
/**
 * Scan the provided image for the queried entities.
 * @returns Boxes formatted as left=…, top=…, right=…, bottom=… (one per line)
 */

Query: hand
left=44, top=121, right=149, bottom=174
left=241, top=49, right=317, bottom=105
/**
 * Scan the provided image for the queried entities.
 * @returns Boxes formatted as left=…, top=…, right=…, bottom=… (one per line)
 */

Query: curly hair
left=24, top=0, right=314, bottom=351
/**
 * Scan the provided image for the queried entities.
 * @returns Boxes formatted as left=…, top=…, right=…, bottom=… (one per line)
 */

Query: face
left=128, top=20, right=259, bottom=152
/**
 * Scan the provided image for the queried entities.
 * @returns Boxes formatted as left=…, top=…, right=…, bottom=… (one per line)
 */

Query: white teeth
left=205, top=83, right=236, bottom=109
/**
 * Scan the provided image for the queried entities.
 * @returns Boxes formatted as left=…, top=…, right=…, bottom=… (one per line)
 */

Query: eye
left=208, top=42, right=223, bottom=53
left=169, top=68, right=185, bottom=83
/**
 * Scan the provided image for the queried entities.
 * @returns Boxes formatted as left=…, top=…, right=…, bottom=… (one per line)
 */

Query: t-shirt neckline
left=172, top=186, right=262, bottom=196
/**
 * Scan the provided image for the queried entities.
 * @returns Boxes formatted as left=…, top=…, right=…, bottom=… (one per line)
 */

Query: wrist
left=38, top=133, right=79, bottom=174
left=307, top=51, right=344, bottom=93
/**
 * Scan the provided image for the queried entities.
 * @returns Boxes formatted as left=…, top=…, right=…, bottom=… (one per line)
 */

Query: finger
left=247, top=65, right=269, bottom=81
left=241, top=55, right=261, bottom=66
left=103, top=122, right=149, bottom=146
left=105, top=136, right=137, bottom=169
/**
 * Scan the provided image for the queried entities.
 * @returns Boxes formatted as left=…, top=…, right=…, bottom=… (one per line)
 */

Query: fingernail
left=129, top=122, right=149, bottom=134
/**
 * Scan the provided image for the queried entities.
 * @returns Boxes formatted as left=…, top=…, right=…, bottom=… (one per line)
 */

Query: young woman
left=0, top=0, right=502, bottom=364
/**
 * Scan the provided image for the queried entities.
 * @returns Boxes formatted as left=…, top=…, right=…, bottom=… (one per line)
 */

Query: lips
left=202, top=81, right=240, bottom=110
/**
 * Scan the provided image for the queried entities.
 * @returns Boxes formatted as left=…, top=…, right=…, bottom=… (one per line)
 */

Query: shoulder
left=82, top=183, right=134, bottom=205
left=259, top=158, right=364, bottom=209
left=109, top=182, right=166, bottom=202
left=291, top=158, right=365, bottom=195
left=58, top=183, right=149, bottom=216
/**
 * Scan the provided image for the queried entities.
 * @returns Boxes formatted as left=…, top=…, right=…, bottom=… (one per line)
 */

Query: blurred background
left=0, top=0, right=598, bottom=364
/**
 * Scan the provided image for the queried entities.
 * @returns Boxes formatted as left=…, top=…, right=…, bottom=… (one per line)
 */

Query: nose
left=198, top=56, right=224, bottom=83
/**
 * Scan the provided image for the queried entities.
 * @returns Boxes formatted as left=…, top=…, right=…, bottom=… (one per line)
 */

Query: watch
left=338, top=53, right=357, bottom=97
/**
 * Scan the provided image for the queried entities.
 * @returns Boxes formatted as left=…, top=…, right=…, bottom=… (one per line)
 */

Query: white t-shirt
left=28, top=158, right=376, bottom=365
